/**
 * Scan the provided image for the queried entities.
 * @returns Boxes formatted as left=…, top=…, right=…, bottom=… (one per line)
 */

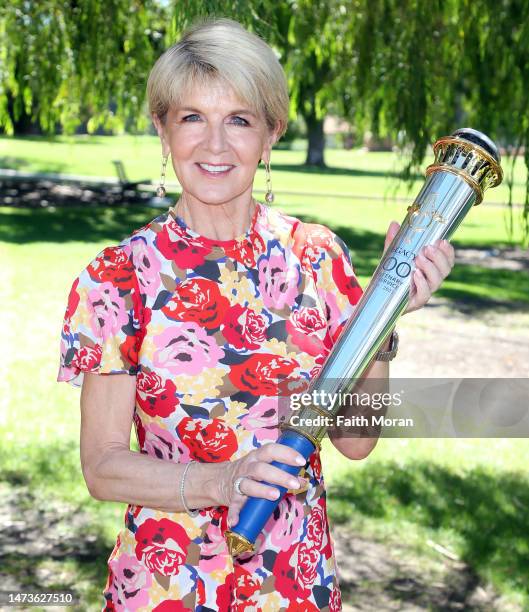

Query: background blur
left=1, top=2, right=528, bottom=610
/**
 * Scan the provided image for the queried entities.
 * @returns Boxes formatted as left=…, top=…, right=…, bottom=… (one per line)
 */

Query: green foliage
left=1, top=1, right=529, bottom=240
left=0, top=0, right=168, bottom=135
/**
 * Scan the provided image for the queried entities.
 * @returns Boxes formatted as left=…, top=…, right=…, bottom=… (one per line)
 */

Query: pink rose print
left=108, top=553, right=152, bottom=610
left=135, top=518, right=191, bottom=577
left=240, top=397, right=279, bottom=442
left=221, top=304, right=267, bottom=350
left=153, top=323, right=224, bottom=375
left=258, top=248, right=299, bottom=310
left=286, top=306, right=327, bottom=356
left=131, top=237, right=162, bottom=298
left=199, top=521, right=229, bottom=573
left=88, top=281, right=129, bottom=341
left=265, top=495, right=305, bottom=549
left=143, top=422, right=181, bottom=462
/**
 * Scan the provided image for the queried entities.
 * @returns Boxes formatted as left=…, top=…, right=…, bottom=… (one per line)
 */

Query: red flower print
left=215, top=572, right=235, bottom=610
left=135, top=518, right=191, bottom=577
left=87, top=246, right=136, bottom=291
left=232, top=239, right=256, bottom=268
left=286, top=307, right=327, bottom=356
left=273, top=542, right=320, bottom=600
left=309, top=451, right=322, bottom=480
left=66, top=277, right=80, bottom=319
left=177, top=418, right=238, bottom=462
left=156, top=221, right=212, bottom=268
left=233, top=569, right=261, bottom=611
left=331, top=255, right=362, bottom=305
left=153, top=601, right=192, bottom=611
left=229, top=354, right=299, bottom=396
left=306, top=500, right=326, bottom=550
left=136, top=371, right=179, bottom=418
left=162, top=278, right=230, bottom=329
left=73, top=344, right=102, bottom=372
left=133, top=412, right=146, bottom=449
left=120, top=334, right=140, bottom=368
left=286, top=601, right=320, bottom=612
left=197, top=576, right=206, bottom=606
left=221, top=304, right=267, bottom=350
left=329, top=585, right=342, bottom=611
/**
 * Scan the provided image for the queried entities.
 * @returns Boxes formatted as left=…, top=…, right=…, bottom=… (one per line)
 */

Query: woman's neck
left=174, top=192, right=256, bottom=241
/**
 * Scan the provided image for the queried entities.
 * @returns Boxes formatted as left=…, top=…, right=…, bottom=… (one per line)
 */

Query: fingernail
left=296, top=456, right=305, bottom=465
left=289, top=479, right=300, bottom=488
left=270, top=489, right=280, bottom=499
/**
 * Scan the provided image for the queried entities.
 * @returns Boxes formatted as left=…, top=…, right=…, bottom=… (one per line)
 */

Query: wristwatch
left=375, top=330, right=399, bottom=362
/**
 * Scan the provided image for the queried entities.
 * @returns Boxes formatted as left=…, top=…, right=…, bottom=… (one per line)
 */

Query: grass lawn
left=1, top=136, right=528, bottom=608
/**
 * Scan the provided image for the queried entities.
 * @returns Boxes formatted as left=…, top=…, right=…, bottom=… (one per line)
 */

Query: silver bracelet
left=180, top=460, right=199, bottom=517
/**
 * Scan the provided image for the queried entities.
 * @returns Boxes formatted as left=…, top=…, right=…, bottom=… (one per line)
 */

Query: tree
left=0, top=0, right=167, bottom=135
left=1, top=1, right=528, bottom=240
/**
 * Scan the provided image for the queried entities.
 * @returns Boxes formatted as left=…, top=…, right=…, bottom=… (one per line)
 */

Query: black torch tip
left=452, top=128, right=501, bottom=163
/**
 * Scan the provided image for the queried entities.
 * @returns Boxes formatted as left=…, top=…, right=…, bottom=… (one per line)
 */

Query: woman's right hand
left=216, top=443, right=309, bottom=529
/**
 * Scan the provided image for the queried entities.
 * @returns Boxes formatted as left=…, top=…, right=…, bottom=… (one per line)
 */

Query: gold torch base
left=224, top=530, right=254, bottom=557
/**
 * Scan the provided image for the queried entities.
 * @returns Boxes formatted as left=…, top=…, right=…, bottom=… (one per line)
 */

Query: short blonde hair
left=146, top=18, right=289, bottom=138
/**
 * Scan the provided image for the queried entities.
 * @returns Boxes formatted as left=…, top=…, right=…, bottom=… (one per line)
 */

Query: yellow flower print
left=219, top=267, right=262, bottom=312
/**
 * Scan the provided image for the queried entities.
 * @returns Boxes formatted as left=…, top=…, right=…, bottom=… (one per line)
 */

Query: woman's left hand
left=383, top=221, right=455, bottom=315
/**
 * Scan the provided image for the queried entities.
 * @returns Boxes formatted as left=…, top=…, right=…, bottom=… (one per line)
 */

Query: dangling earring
left=264, top=160, right=274, bottom=203
left=156, top=154, right=169, bottom=198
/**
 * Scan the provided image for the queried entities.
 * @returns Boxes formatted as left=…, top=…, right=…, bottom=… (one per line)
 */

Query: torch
left=224, top=128, right=503, bottom=557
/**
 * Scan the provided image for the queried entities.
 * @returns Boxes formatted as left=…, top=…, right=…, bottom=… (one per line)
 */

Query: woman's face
left=154, top=80, right=280, bottom=206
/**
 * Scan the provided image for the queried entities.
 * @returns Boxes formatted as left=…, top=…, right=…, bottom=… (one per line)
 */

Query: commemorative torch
left=224, top=128, right=503, bottom=556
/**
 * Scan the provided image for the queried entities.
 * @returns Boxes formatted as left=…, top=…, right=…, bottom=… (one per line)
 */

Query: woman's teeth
left=198, top=163, right=233, bottom=172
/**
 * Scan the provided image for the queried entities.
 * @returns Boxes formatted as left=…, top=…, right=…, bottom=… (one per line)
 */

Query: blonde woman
left=57, top=18, right=454, bottom=611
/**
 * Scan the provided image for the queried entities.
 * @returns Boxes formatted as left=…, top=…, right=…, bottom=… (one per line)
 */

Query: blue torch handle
left=230, top=429, right=316, bottom=546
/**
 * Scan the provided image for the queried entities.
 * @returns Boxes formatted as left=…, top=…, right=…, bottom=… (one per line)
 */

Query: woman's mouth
left=196, top=162, right=235, bottom=177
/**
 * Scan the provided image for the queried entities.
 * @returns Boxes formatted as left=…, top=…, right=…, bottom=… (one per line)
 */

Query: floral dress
left=57, top=201, right=363, bottom=611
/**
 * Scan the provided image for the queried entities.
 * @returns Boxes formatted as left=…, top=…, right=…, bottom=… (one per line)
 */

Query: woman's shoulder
left=262, top=204, right=348, bottom=258
left=84, top=209, right=171, bottom=269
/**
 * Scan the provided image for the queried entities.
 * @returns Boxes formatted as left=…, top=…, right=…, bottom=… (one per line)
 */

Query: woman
left=57, top=18, right=454, bottom=611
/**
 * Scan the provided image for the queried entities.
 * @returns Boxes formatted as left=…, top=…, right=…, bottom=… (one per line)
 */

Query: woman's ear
left=152, top=113, right=170, bottom=157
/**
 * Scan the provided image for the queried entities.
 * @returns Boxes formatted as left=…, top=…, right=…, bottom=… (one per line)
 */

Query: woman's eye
left=182, top=114, right=200, bottom=122
left=231, top=116, right=249, bottom=126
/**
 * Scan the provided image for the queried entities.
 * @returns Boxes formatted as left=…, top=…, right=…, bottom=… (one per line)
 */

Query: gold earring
left=264, top=160, right=274, bottom=203
left=156, top=154, right=169, bottom=198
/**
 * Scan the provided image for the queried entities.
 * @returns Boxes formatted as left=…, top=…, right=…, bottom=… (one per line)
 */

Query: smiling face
left=153, top=80, right=280, bottom=208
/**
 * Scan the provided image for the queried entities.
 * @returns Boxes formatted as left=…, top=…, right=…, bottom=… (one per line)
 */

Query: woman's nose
left=204, top=121, right=229, bottom=153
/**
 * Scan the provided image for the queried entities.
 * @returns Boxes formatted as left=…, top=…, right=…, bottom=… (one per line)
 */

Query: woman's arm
left=80, top=372, right=225, bottom=512
left=327, top=334, right=391, bottom=460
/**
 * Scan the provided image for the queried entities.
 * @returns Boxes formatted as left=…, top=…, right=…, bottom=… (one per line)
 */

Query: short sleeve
left=309, top=229, right=363, bottom=346
left=57, top=245, right=144, bottom=388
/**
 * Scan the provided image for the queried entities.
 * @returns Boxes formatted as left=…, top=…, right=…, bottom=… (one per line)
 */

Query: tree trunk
left=304, top=113, right=326, bottom=167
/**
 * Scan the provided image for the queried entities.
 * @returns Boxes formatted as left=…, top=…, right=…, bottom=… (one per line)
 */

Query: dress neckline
left=167, top=200, right=263, bottom=250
